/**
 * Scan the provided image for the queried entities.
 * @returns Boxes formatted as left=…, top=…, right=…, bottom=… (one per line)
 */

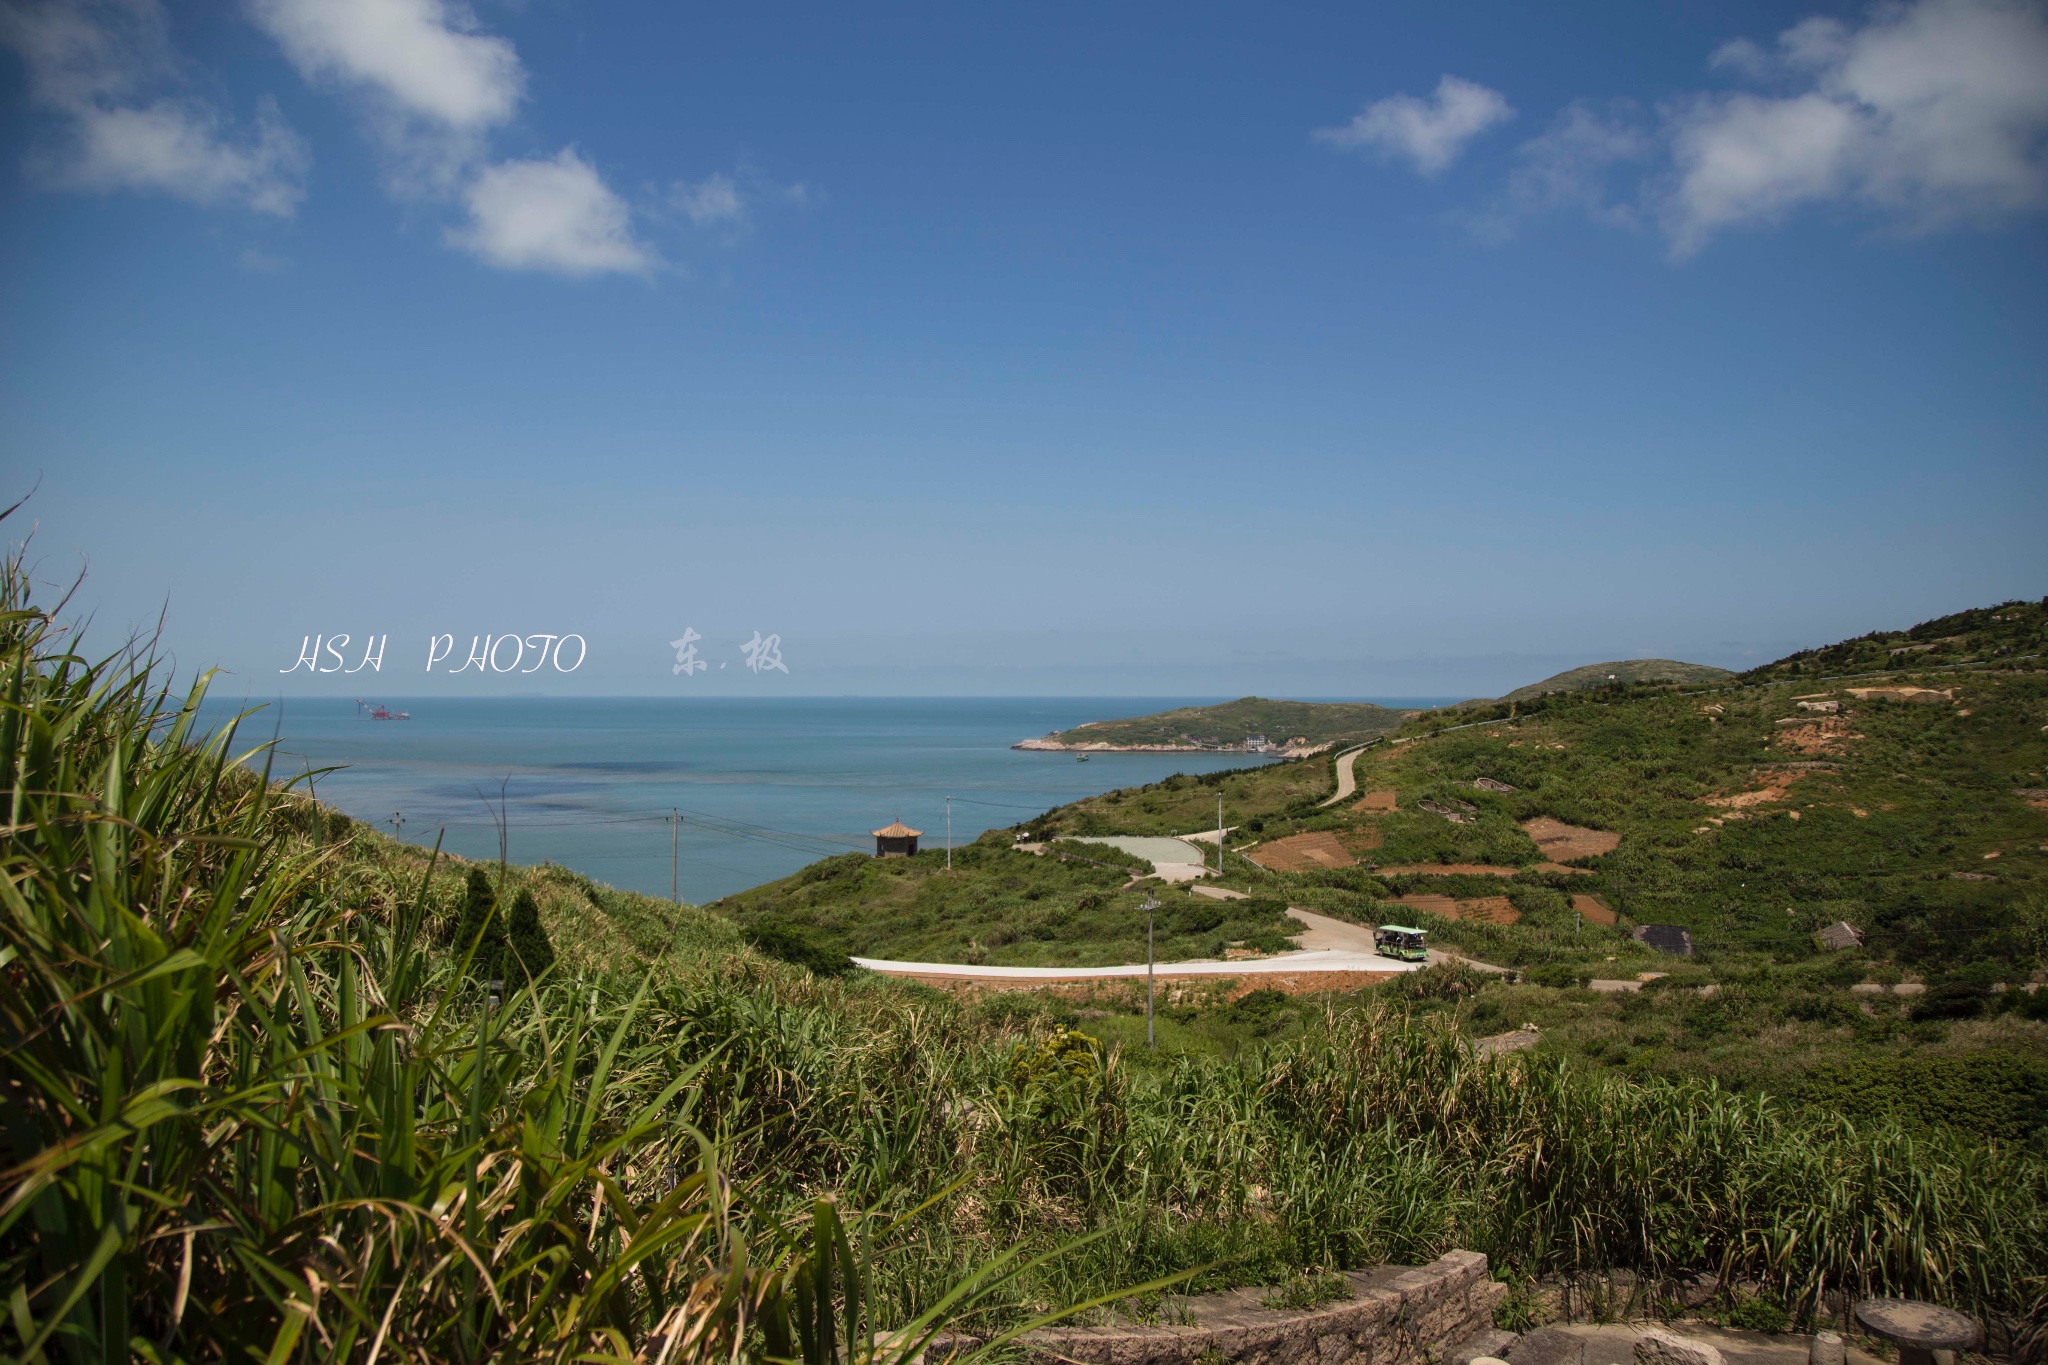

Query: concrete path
left=1061, top=835, right=1213, bottom=881
left=852, top=947, right=1423, bottom=982
left=1318, top=744, right=1373, bottom=808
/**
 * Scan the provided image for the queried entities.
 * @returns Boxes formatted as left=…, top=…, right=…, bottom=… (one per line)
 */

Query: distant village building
left=1633, top=925, right=1694, bottom=956
left=1246, top=735, right=1270, bottom=752
left=1815, top=921, right=1864, bottom=952
left=872, top=820, right=922, bottom=858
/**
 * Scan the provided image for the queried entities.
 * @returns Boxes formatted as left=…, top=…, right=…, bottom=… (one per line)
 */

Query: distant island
left=1016, top=695, right=1413, bottom=754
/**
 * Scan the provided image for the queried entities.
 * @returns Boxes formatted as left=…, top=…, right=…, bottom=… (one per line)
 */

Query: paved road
left=1317, top=744, right=1372, bottom=808
left=852, top=947, right=1421, bottom=983
left=1193, top=893, right=1515, bottom=976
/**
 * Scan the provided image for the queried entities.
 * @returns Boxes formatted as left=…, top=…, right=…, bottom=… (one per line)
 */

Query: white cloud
left=451, top=148, right=652, bottom=276
left=247, top=0, right=522, bottom=191
left=1664, top=0, right=2048, bottom=253
left=0, top=0, right=307, bottom=213
left=247, top=0, right=520, bottom=129
left=1470, top=101, right=1649, bottom=241
left=673, top=171, right=744, bottom=226
left=246, top=0, right=657, bottom=276
left=1316, top=75, right=1515, bottom=175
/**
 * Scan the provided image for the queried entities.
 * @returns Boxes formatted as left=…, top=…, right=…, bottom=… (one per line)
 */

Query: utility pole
left=390, top=811, right=405, bottom=841
left=946, top=796, right=953, bottom=871
left=1143, top=894, right=1159, bottom=1049
left=1216, top=793, right=1223, bottom=875
left=671, top=809, right=680, bottom=905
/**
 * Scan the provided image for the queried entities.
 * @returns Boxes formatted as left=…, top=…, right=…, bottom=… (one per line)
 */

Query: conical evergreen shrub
left=451, top=864, right=508, bottom=984
left=506, top=886, right=556, bottom=982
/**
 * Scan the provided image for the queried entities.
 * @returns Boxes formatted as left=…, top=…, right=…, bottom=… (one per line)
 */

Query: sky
left=1, top=0, right=2045, bottom=698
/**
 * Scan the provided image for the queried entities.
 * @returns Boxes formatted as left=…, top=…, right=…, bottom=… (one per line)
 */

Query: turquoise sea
left=211, top=697, right=1451, bottom=903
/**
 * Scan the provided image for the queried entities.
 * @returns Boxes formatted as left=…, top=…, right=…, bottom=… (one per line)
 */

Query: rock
left=1448, top=1329, right=1519, bottom=1365
left=1508, top=1327, right=1586, bottom=1365
left=1810, top=1332, right=1845, bottom=1365
left=1633, top=1328, right=1726, bottom=1365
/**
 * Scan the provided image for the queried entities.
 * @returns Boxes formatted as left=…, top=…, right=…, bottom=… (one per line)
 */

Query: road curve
left=1317, top=744, right=1373, bottom=808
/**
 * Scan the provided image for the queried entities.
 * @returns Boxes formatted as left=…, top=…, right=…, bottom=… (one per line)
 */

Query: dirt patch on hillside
left=1702, top=766, right=1821, bottom=810
left=1521, top=817, right=1621, bottom=861
left=1391, top=894, right=1520, bottom=926
left=1572, top=894, right=1616, bottom=926
left=1249, top=831, right=1355, bottom=871
left=1352, top=790, right=1398, bottom=812
left=1774, top=716, right=1860, bottom=754
left=2017, top=788, right=2048, bottom=811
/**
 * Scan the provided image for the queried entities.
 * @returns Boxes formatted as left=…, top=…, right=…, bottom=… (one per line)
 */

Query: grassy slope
left=1498, top=658, right=1735, bottom=703
left=717, top=643, right=2048, bottom=1137
left=1039, top=696, right=1410, bottom=749
left=714, top=837, right=1302, bottom=966
left=1741, top=596, right=2048, bottom=683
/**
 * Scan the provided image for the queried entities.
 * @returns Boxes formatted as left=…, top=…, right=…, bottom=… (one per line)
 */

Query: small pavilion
left=872, top=819, right=922, bottom=858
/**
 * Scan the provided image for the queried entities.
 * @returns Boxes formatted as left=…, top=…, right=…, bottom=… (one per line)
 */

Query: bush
left=1913, top=981, right=1988, bottom=1021
left=742, top=919, right=856, bottom=976
left=1799, top=1052, right=2048, bottom=1142
left=1726, top=1294, right=1791, bottom=1332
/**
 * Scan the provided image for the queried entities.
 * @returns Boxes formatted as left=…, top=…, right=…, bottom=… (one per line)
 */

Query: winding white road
left=1317, top=744, right=1373, bottom=808
left=852, top=907, right=1423, bottom=983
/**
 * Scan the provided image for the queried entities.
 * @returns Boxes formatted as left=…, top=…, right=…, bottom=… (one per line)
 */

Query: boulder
left=1634, top=1328, right=1726, bottom=1365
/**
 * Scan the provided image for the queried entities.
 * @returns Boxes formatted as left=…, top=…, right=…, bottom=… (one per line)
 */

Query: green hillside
left=717, top=838, right=1302, bottom=967
left=1034, top=695, right=1411, bottom=750
left=1498, top=658, right=1735, bottom=703
left=1742, top=596, right=2048, bottom=683
left=745, top=602, right=2048, bottom=1139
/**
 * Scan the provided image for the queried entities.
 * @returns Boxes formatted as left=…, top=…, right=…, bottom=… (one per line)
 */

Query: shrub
left=743, top=918, right=856, bottom=976
left=1726, top=1294, right=1791, bottom=1332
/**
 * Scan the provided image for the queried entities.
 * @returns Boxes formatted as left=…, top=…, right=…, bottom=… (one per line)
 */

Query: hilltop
left=1742, top=597, right=2048, bottom=683
left=1497, top=658, right=1734, bottom=703
left=1019, top=695, right=1411, bottom=753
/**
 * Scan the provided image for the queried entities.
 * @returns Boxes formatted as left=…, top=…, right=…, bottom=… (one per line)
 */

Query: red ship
left=356, top=700, right=411, bottom=721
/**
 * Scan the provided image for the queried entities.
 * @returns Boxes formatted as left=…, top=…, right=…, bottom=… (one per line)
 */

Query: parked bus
left=1373, top=924, right=1428, bottom=963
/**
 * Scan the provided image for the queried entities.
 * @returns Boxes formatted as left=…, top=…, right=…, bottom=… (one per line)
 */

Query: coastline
left=1013, top=736, right=1333, bottom=757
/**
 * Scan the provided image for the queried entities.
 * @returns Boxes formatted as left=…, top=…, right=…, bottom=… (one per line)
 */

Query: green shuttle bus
left=1373, top=925, right=1428, bottom=963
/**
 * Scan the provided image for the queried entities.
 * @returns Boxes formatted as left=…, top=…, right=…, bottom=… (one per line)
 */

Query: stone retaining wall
left=973, top=1251, right=1504, bottom=1365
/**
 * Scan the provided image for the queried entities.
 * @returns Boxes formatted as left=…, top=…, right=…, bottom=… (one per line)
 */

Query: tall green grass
left=3, top=545, right=2043, bottom=1363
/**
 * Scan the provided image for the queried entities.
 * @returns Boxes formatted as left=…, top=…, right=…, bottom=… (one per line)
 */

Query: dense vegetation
left=1035, top=696, right=1410, bottom=750
left=7, top=548, right=2047, bottom=1364
left=718, top=837, right=1304, bottom=966
left=1740, top=597, right=2047, bottom=683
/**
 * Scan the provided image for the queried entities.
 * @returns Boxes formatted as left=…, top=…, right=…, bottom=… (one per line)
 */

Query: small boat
left=1076, top=754, right=1089, bottom=762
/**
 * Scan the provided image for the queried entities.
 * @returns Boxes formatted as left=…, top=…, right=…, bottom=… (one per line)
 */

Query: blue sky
left=2, top=0, right=2045, bottom=697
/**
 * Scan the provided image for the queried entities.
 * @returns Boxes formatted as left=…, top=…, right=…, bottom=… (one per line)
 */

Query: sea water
left=204, top=696, right=1447, bottom=903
